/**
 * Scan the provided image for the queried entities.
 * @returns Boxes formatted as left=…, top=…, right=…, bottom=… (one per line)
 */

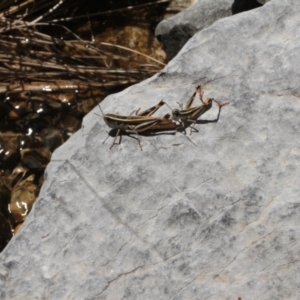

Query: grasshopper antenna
left=163, top=100, right=173, bottom=113
left=95, top=102, right=105, bottom=118
left=214, top=100, right=229, bottom=108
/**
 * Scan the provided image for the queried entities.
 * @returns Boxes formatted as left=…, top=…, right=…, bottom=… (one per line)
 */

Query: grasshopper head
left=204, top=98, right=213, bottom=105
left=172, top=109, right=181, bottom=121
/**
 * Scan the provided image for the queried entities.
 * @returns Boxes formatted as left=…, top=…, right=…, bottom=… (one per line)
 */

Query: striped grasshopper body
left=100, top=100, right=177, bottom=150
left=172, top=85, right=228, bottom=133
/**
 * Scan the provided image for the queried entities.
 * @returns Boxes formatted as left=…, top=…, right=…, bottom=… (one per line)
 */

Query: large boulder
left=155, top=0, right=233, bottom=60
left=156, top=0, right=272, bottom=60
left=1, top=0, right=300, bottom=299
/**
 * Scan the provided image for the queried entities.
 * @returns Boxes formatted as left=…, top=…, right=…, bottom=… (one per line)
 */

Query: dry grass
left=0, top=0, right=169, bottom=91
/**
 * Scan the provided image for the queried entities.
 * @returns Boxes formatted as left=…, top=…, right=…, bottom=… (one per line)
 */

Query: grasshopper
left=99, top=100, right=177, bottom=150
left=172, top=85, right=228, bottom=134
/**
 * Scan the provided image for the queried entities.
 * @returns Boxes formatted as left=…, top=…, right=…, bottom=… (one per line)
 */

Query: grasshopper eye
left=172, top=109, right=180, bottom=121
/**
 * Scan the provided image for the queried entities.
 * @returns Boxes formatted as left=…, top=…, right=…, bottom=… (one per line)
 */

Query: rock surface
left=1, top=0, right=300, bottom=299
left=156, top=0, right=272, bottom=60
left=156, top=0, right=233, bottom=60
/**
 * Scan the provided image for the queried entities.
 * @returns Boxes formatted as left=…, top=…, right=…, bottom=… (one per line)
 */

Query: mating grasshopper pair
left=100, top=86, right=228, bottom=150
left=99, top=100, right=177, bottom=150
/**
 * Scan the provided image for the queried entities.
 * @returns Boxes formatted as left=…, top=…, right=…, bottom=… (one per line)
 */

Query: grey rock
left=1, top=0, right=300, bottom=299
left=257, top=0, right=271, bottom=4
left=156, top=0, right=233, bottom=60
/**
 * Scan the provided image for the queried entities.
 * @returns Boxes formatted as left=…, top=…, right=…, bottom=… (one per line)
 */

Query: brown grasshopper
left=172, top=85, right=228, bottom=134
left=99, top=100, right=177, bottom=150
